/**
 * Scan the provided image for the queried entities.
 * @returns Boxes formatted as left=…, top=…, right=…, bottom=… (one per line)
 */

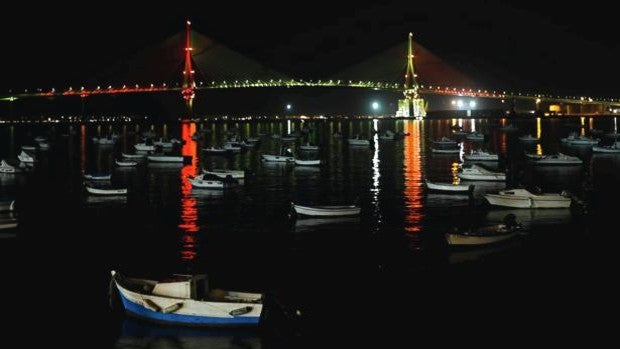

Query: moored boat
left=135, top=143, right=156, bottom=152
left=464, top=150, right=498, bottom=161
left=292, top=203, right=360, bottom=217
left=86, top=186, right=127, bottom=195
left=202, top=169, right=245, bottom=179
left=17, top=151, right=35, bottom=163
left=0, top=160, right=19, bottom=174
left=0, top=200, right=15, bottom=212
left=347, top=136, right=370, bottom=146
left=147, top=155, right=185, bottom=163
left=116, top=159, right=138, bottom=167
left=84, top=174, right=111, bottom=181
left=294, top=159, right=321, bottom=166
left=122, top=153, right=146, bottom=159
left=592, top=145, right=620, bottom=153
left=425, top=179, right=474, bottom=193
left=484, top=189, right=571, bottom=208
left=457, top=164, right=505, bottom=181
left=110, top=271, right=263, bottom=327
left=431, top=148, right=460, bottom=154
left=519, top=134, right=539, bottom=142
left=531, top=153, right=582, bottom=165
left=188, top=176, right=225, bottom=189
left=446, top=220, right=521, bottom=246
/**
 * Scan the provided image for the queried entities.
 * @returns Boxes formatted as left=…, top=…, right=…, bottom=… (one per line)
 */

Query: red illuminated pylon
left=182, top=20, right=195, bottom=101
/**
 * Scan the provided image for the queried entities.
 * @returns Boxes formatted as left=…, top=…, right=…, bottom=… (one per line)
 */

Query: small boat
left=531, top=153, right=582, bottom=165
left=17, top=151, right=35, bottom=163
left=37, top=142, right=50, bottom=150
left=425, top=179, right=474, bottom=193
left=457, top=164, right=505, bottom=181
left=202, top=147, right=227, bottom=155
left=299, top=143, right=319, bottom=151
left=347, top=136, right=370, bottom=146
left=518, top=134, right=539, bottom=142
left=433, top=136, right=457, bottom=146
left=86, top=186, right=127, bottom=195
left=292, top=203, right=361, bottom=217
left=148, top=155, right=184, bottom=163
left=110, top=271, right=263, bottom=327
left=202, top=169, right=245, bottom=179
left=188, top=176, right=225, bottom=189
left=84, top=174, right=111, bottom=181
left=379, top=130, right=396, bottom=140
left=262, top=154, right=294, bottom=162
left=446, top=216, right=522, bottom=246
left=484, top=189, right=571, bottom=208
left=154, top=139, right=174, bottom=148
left=0, top=219, right=18, bottom=230
left=464, top=150, right=498, bottom=161
left=21, top=145, right=36, bottom=151
left=135, top=143, right=156, bottom=152
left=224, top=143, right=242, bottom=153
left=524, top=153, right=545, bottom=160
left=465, top=132, right=485, bottom=141
left=592, top=145, right=620, bottom=153
left=294, top=159, right=321, bottom=166
left=0, top=200, right=15, bottom=212
left=431, top=148, right=460, bottom=154
left=0, top=160, right=19, bottom=174
left=116, top=159, right=138, bottom=167
left=561, top=134, right=599, bottom=146
left=122, top=153, right=146, bottom=159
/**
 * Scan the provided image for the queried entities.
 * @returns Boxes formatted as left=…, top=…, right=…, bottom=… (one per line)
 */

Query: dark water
left=1, top=116, right=618, bottom=347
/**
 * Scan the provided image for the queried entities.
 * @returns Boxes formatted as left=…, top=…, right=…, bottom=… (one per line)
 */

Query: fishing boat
left=85, top=186, right=127, bottom=195
left=84, top=174, right=111, bottom=181
left=484, top=189, right=571, bottom=208
left=464, top=150, right=498, bottom=161
left=446, top=216, right=522, bottom=246
left=17, top=151, right=35, bottom=163
left=148, top=155, right=185, bottom=163
left=202, top=169, right=245, bottom=179
left=116, top=159, right=138, bottom=167
left=188, top=176, right=225, bottom=189
left=424, top=180, right=474, bottom=193
left=457, top=164, right=505, bottom=181
left=294, top=159, right=321, bottom=166
left=292, top=203, right=361, bottom=217
left=0, top=160, right=19, bottom=174
left=110, top=271, right=263, bottom=327
left=531, top=153, right=582, bottom=165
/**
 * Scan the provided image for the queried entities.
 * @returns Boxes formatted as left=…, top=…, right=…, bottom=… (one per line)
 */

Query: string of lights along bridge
left=3, top=21, right=620, bottom=116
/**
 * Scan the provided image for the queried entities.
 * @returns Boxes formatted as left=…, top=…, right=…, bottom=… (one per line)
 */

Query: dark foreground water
left=1, top=116, right=617, bottom=347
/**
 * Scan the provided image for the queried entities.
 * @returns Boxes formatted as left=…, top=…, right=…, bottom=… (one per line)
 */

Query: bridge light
left=372, top=101, right=380, bottom=111
left=286, top=104, right=292, bottom=111
left=469, top=100, right=476, bottom=108
left=451, top=100, right=456, bottom=106
left=457, top=100, right=464, bottom=108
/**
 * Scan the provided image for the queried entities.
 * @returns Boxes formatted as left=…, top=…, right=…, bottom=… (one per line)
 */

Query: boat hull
left=261, top=155, right=294, bottom=162
left=425, top=180, right=473, bottom=193
left=485, top=194, right=571, bottom=208
left=294, top=204, right=360, bottom=217
left=446, top=232, right=517, bottom=246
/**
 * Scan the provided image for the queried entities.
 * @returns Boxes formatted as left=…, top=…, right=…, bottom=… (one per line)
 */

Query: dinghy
left=592, top=145, right=620, bottom=153
left=518, top=134, right=539, bottom=142
left=292, top=203, right=361, bottom=217
left=433, top=137, right=457, bottom=146
left=202, top=147, right=227, bottom=155
left=85, top=186, right=127, bottom=195
left=425, top=180, right=474, bottom=193
left=116, top=159, right=138, bottom=167
left=294, top=159, right=321, bottom=166
left=202, top=169, right=245, bottom=179
left=446, top=217, right=522, bottom=246
left=465, top=132, right=485, bottom=141
left=484, top=189, right=571, bottom=208
left=84, top=174, right=111, bottom=181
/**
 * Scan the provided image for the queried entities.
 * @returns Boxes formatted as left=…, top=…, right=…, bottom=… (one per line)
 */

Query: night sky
left=2, top=0, right=618, bottom=96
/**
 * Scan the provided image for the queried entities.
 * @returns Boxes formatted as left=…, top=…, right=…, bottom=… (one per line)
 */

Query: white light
left=469, top=100, right=476, bottom=108
left=457, top=100, right=464, bottom=108
left=286, top=104, right=292, bottom=110
left=372, top=101, right=380, bottom=110
left=451, top=100, right=456, bottom=106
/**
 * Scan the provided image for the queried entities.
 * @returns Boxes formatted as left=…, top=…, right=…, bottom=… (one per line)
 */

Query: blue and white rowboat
left=111, top=271, right=263, bottom=327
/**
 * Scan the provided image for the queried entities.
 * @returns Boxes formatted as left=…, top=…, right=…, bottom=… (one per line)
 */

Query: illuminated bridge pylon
left=397, top=33, right=427, bottom=119
left=181, top=20, right=196, bottom=104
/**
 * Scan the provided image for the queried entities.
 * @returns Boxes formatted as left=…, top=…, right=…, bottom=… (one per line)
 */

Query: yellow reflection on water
left=403, top=120, right=424, bottom=235
left=451, top=162, right=460, bottom=185
left=580, top=117, right=586, bottom=136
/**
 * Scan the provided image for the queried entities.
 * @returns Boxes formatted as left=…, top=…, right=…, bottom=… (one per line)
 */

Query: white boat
left=84, top=174, right=111, bottom=181
left=135, top=143, right=156, bottom=152
left=294, top=159, right=321, bottom=166
left=148, top=155, right=184, bottom=163
left=458, top=164, right=505, bottom=181
left=446, top=224, right=521, bottom=246
left=561, top=135, right=599, bottom=146
left=202, top=147, right=227, bottom=155
left=0, top=160, right=19, bottom=174
left=202, top=169, right=245, bottom=179
left=299, top=143, right=319, bottom=151
left=464, top=150, right=498, bottom=161
left=281, top=136, right=297, bottom=142
left=433, top=137, right=456, bottom=146
left=532, top=153, right=582, bottom=165
left=116, top=159, right=138, bottom=167
left=110, top=271, right=262, bottom=327
left=518, top=134, right=539, bottom=142
left=466, top=132, right=485, bottom=141
left=347, top=136, right=370, bottom=146
left=154, top=139, right=174, bottom=148
left=0, top=200, right=15, bottom=212
left=261, top=154, right=294, bottom=162
left=431, top=148, right=460, bottom=154
left=122, top=153, right=146, bottom=159
left=592, top=145, right=620, bottom=153
left=21, top=145, right=36, bottom=151
left=17, top=151, right=35, bottom=163
left=293, top=203, right=361, bottom=217
left=188, top=176, right=225, bottom=189
left=0, top=219, right=18, bottom=230
left=224, top=143, right=242, bottom=153
left=85, top=186, right=127, bottom=195
left=425, top=179, right=474, bottom=193
left=484, top=189, right=571, bottom=208
left=38, top=142, right=50, bottom=150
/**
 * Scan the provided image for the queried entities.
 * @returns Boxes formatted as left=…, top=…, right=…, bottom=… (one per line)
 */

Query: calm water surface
left=1, top=116, right=617, bottom=347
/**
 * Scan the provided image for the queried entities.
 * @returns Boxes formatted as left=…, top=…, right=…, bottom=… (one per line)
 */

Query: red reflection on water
left=403, top=120, right=424, bottom=236
left=180, top=123, right=199, bottom=261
